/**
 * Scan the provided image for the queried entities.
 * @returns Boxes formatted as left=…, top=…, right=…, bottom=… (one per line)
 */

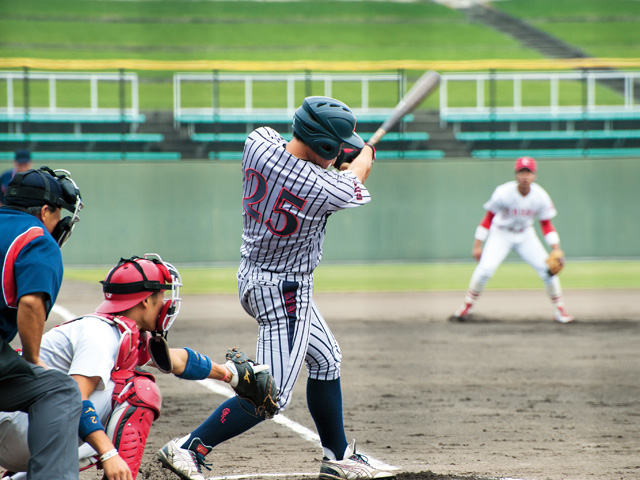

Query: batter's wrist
left=364, top=143, right=376, bottom=162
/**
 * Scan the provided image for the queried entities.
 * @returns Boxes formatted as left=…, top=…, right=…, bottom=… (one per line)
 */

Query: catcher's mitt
left=546, top=249, right=565, bottom=276
left=225, top=348, right=279, bottom=418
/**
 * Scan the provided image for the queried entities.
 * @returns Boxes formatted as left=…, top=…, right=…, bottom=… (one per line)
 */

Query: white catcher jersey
left=484, top=181, right=557, bottom=231
left=240, top=127, right=371, bottom=274
left=40, top=316, right=121, bottom=423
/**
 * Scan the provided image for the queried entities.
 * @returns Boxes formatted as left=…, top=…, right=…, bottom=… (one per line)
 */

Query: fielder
left=0, top=254, right=275, bottom=480
left=451, top=156, right=573, bottom=323
left=158, top=97, right=395, bottom=480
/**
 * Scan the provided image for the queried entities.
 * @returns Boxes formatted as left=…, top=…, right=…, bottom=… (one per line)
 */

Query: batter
left=452, top=157, right=573, bottom=323
left=158, top=97, right=396, bottom=480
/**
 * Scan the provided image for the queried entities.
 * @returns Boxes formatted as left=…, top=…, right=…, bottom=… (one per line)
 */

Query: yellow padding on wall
left=0, top=57, right=639, bottom=72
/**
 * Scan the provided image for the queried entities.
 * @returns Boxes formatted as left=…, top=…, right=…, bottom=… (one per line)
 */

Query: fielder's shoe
left=319, top=440, right=396, bottom=479
left=554, top=306, right=574, bottom=323
left=157, top=437, right=211, bottom=480
left=449, top=302, right=474, bottom=322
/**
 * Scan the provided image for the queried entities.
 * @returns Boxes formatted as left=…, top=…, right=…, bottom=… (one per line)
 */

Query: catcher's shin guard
left=108, top=370, right=162, bottom=479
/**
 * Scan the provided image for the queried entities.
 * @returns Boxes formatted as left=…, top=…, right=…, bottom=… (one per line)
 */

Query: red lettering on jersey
left=354, top=181, right=363, bottom=201
left=284, top=291, right=297, bottom=314
left=509, top=208, right=534, bottom=217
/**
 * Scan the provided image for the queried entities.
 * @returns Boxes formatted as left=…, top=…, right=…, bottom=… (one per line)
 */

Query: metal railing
left=1, top=69, right=140, bottom=120
left=173, top=72, right=406, bottom=123
left=439, top=70, right=640, bottom=123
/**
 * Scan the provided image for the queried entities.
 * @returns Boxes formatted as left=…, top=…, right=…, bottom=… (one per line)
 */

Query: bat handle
left=368, top=128, right=386, bottom=147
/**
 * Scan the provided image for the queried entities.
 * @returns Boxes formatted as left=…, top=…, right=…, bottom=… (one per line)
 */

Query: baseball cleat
left=157, top=437, right=211, bottom=480
left=450, top=302, right=474, bottom=322
left=554, top=306, right=574, bottom=323
left=319, top=440, right=396, bottom=479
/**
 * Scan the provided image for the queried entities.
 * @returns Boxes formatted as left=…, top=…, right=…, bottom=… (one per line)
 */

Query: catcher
left=451, top=156, right=573, bottom=323
left=0, top=254, right=276, bottom=480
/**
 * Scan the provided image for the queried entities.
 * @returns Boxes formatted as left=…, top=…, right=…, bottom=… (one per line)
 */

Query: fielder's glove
left=546, top=249, right=565, bottom=276
left=225, top=348, right=279, bottom=418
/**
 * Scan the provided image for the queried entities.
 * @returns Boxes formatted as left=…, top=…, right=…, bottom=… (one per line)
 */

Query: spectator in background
left=0, top=150, right=33, bottom=206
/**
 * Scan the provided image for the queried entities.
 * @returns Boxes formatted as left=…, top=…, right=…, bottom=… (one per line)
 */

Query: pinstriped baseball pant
left=238, top=260, right=342, bottom=411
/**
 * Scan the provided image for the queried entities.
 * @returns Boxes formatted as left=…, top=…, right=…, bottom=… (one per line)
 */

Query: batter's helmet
left=96, top=254, right=182, bottom=335
left=293, top=96, right=365, bottom=160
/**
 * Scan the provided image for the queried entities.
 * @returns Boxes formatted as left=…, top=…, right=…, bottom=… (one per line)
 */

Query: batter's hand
left=335, top=147, right=361, bottom=170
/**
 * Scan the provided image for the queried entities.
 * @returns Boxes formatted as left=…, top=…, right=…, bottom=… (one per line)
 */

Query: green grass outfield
left=65, top=260, right=640, bottom=295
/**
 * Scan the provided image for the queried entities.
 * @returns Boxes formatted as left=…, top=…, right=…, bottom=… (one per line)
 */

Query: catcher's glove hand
left=546, top=249, right=565, bottom=276
left=225, top=348, right=279, bottom=418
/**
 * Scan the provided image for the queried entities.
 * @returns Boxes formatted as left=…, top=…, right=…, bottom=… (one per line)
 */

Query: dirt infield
left=13, top=283, right=640, bottom=480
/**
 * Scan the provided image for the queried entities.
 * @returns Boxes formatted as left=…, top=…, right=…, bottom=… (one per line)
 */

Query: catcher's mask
left=4, top=166, right=83, bottom=247
left=96, top=253, right=182, bottom=337
left=292, top=96, right=364, bottom=160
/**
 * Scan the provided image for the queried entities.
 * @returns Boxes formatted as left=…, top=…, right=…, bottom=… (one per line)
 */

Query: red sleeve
left=479, top=211, right=495, bottom=228
left=540, top=219, right=556, bottom=235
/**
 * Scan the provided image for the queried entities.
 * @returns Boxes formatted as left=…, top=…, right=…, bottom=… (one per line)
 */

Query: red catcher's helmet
left=96, top=253, right=182, bottom=334
left=514, top=156, right=537, bottom=173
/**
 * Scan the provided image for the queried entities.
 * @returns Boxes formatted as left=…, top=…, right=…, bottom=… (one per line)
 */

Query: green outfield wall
left=4, top=158, right=637, bottom=265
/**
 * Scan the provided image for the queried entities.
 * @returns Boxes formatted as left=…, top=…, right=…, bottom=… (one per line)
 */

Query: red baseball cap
left=514, top=156, right=537, bottom=173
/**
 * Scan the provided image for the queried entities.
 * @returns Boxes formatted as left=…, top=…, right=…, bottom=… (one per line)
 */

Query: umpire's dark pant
left=0, top=365, right=81, bottom=479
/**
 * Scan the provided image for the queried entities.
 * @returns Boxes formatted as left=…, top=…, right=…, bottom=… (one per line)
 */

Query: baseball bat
left=367, top=70, right=441, bottom=147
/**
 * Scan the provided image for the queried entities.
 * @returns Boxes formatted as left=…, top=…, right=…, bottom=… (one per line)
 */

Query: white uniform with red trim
left=475, top=180, right=558, bottom=281
left=454, top=159, right=572, bottom=323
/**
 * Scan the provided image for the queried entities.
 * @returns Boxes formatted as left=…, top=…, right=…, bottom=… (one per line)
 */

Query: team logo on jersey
left=220, top=407, right=230, bottom=423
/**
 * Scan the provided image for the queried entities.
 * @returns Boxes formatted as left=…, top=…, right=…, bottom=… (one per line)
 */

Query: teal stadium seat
left=457, top=130, right=640, bottom=142
left=472, top=148, right=640, bottom=159
left=0, top=151, right=180, bottom=161
left=0, top=133, right=163, bottom=143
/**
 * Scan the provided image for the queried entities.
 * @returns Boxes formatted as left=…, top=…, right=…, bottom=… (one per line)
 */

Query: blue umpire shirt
left=0, top=208, right=63, bottom=343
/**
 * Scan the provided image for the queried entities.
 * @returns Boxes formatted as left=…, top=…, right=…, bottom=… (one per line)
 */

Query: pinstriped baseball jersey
left=240, top=127, right=371, bottom=274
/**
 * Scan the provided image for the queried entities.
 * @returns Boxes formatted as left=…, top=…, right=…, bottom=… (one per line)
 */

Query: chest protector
left=62, top=313, right=151, bottom=371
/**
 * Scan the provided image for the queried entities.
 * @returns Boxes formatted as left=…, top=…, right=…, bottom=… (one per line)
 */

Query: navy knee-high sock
left=182, top=397, right=265, bottom=451
left=307, top=377, right=348, bottom=460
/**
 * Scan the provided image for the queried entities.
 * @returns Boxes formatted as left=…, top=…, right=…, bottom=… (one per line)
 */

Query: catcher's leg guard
left=107, top=371, right=161, bottom=479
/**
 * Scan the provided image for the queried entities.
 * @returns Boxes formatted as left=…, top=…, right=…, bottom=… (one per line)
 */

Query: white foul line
left=51, top=304, right=76, bottom=322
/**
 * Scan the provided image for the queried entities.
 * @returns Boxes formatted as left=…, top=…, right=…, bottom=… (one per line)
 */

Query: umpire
left=0, top=166, right=84, bottom=479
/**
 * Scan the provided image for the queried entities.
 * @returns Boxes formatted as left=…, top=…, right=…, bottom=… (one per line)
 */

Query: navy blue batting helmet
left=292, top=96, right=364, bottom=160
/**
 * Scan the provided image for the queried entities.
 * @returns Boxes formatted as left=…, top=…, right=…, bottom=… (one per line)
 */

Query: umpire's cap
left=293, top=96, right=364, bottom=160
left=4, top=166, right=80, bottom=212
left=4, top=167, right=64, bottom=209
